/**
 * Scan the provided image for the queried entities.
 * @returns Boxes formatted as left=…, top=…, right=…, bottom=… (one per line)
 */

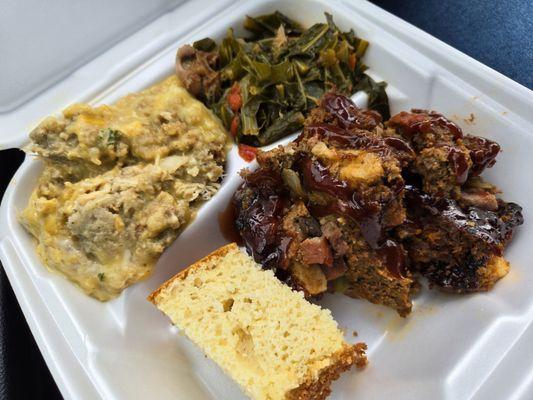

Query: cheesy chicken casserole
left=19, top=76, right=230, bottom=300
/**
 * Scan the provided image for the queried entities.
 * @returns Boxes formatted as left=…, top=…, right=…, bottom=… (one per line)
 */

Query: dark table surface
left=0, top=1, right=531, bottom=399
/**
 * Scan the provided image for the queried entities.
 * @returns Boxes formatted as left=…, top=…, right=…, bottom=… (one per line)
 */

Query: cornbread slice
left=149, top=243, right=367, bottom=400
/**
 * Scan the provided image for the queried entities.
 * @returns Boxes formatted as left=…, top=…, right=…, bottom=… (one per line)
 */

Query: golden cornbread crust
left=287, top=343, right=367, bottom=400
left=149, top=243, right=367, bottom=399
left=148, top=242, right=237, bottom=304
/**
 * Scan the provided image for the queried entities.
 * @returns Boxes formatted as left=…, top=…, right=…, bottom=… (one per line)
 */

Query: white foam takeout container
left=1, top=0, right=532, bottom=399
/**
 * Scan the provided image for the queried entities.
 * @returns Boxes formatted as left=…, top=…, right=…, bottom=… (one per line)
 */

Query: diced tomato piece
left=348, top=53, right=357, bottom=71
left=238, top=144, right=258, bottom=162
left=227, top=83, right=242, bottom=112
left=230, top=115, right=239, bottom=138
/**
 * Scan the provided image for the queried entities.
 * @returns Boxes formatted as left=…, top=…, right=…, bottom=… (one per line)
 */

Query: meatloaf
left=233, top=92, right=523, bottom=316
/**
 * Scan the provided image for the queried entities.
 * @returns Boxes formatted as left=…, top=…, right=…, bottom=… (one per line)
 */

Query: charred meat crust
left=233, top=92, right=523, bottom=316
left=399, top=185, right=523, bottom=292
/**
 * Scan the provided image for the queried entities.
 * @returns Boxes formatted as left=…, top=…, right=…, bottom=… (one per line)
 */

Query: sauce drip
left=446, top=146, right=470, bottom=184
left=404, top=184, right=523, bottom=253
left=233, top=169, right=289, bottom=270
left=321, top=92, right=382, bottom=130
left=377, top=240, right=406, bottom=279
left=218, top=199, right=243, bottom=245
left=301, top=157, right=406, bottom=278
left=404, top=110, right=464, bottom=140
left=464, top=135, right=500, bottom=176
left=416, top=116, right=463, bottom=140
left=304, top=123, right=414, bottom=162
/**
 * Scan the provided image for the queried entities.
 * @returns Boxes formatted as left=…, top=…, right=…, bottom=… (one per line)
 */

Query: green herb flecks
left=97, top=273, right=105, bottom=282
left=99, top=128, right=121, bottom=146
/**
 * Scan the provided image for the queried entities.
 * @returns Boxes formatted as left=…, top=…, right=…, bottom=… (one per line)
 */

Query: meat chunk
left=388, top=109, right=472, bottom=196
left=298, top=237, right=334, bottom=267
left=459, top=188, right=498, bottom=211
left=176, top=45, right=220, bottom=101
left=233, top=92, right=522, bottom=317
left=388, top=110, right=504, bottom=198
left=289, top=263, right=327, bottom=296
left=318, top=92, right=382, bottom=130
left=322, top=221, right=350, bottom=256
left=398, top=185, right=523, bottom=292
left=235, top=94, right=416, bottom=315
left=322, top=258, right=348, bottom=281
left=463, top=134, right=500, bottom=176
left=296, top=216, right=322, bottom=238
left=234, top=168, right=288, bottom=270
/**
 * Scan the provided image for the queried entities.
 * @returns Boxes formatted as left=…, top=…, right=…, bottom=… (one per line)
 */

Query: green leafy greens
left=189, top=11, right=390, bottom=146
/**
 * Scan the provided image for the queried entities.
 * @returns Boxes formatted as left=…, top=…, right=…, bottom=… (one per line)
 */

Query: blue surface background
left=0, top=2, right=531, bottom=399
left=371, top=0, right=533, bottom=89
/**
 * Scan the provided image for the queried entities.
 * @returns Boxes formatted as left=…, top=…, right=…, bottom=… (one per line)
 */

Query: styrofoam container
left=1, top=1, right=532, bottom=399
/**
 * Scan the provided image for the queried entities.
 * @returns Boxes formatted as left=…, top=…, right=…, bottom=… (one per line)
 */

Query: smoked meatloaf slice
left=233, top=92, right=523, bottom=317
left=396, top=185, right=523, bottom=292
left=234, top=93, right=418, bottom=316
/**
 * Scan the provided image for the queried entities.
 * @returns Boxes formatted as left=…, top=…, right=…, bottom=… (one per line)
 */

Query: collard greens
left=181, top=11, right=390, bottom=146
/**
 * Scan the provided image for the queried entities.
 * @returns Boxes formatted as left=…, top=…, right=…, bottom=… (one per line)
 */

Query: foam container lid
left=1, top=1, right=533, bottom=399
